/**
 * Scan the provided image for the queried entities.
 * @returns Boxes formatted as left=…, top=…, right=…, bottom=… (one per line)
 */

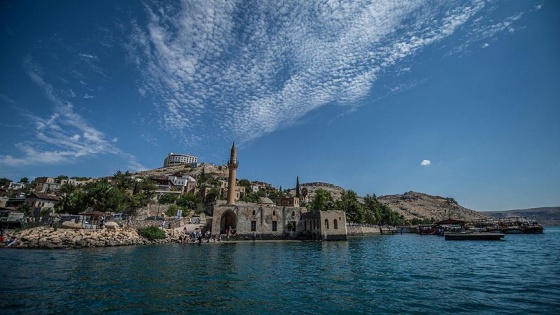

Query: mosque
left=208, top=143, right=347, bottom=241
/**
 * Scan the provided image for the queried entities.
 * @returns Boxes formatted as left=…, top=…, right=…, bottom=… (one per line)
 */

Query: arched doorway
left=220, top=210, right=237, bottom=234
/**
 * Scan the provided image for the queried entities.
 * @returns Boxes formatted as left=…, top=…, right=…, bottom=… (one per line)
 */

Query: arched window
left=325, top=219, right=329, bottom=229
left=252, top=210, right=256, bottom=215
left=292, top=211, right=295, bottom=217
left=334, top=219, right=338, bottom=229
left=273, top=211, right=276, bottom=216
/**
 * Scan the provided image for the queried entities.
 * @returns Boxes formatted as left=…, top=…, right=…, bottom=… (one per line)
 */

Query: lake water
left=1, top=227, right=559, bottom=314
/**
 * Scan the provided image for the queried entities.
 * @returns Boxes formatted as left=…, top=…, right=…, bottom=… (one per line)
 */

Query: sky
left=0, top=0, right=558, bottom=211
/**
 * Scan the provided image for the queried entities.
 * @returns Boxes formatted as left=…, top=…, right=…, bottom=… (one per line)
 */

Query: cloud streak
left=0, top=56, right=146, bottom=172
left=127, top=0, right=531, bottom=149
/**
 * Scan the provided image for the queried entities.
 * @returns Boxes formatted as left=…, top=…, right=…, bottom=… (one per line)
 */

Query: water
left=1, top=228, right=559, bottom=314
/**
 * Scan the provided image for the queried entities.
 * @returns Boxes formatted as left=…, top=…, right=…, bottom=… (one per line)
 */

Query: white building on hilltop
left=163, top=153, right=198, bottom=167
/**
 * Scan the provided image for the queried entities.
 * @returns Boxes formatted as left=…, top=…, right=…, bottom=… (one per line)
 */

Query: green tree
left=165, top=204, right=179, bottom=217
left=0, top=178, right=12, bottom=188
left=138, top=226, right=166, bottom=240
left=176, top=192, right=200, bottom=210
left=301, top=187, right=308, bottom=200
left=204, top=187, right=220, bottom=204
left=55, top=175, right=68, bottom=183
left=238, top=179, right=251, bottom=190
left=81, top=180, right=126, bottom=213
left=125, top=177, right=156, bottom=216
left=113, top=170, right=134, bottom=191
left=309, top=188, right=334, bottom=211
left=336, top=190, right=365, bottom=223
left=20, top=177, right=29, bottom=183
left=17, top=203, right=33, bottom=216
left=362, top=194, right=405, bottom=226
left=159, top=193, right=178, bottom=205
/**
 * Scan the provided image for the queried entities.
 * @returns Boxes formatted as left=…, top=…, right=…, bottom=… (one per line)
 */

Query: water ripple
left=1, top=228, right=560, bottom=314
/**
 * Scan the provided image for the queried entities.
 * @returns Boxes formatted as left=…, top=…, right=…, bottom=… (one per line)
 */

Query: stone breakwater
left=2, top=227, right=182, bottom=249
left=346, top=224, right=399, bottom=235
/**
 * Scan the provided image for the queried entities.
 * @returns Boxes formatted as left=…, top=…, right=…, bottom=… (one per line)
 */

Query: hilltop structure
left=163, top=153, right=198, bottom=167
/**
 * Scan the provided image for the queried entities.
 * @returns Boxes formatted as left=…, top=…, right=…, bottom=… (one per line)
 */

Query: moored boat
left=445, top=232, right=505, bottom=241
left=498, top=217, right=544, bottom=234
left=417, top=225, right=437, bottom=235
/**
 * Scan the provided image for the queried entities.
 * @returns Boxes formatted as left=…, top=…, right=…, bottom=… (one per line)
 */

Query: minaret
left=227, top=142, right=238, bottom=205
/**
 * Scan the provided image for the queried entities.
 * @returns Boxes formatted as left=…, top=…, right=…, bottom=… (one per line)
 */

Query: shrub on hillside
left=137, top=226, right=166, bottom=240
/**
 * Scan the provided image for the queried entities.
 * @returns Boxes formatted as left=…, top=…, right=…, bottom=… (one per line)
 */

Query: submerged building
left=207, top=143, right=347, bottom=240
left=299, top=210, right=348, bottom=241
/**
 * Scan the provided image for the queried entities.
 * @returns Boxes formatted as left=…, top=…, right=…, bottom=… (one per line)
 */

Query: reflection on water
left=1, top=228, right=559, bottom=314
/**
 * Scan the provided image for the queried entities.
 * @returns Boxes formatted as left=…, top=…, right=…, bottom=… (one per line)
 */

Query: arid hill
left=377, top=191, right=488, bottom=222
left=483, top=207, right=560, bottom=226
left=295, top=182, right=348, bottom=202
left=135, top=163, right=229, bottom=179
left=294, top=184, right=486, bottom=222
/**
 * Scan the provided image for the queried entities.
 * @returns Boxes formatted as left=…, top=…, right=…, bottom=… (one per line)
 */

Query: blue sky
left=1, top=0, right=558, bottom=211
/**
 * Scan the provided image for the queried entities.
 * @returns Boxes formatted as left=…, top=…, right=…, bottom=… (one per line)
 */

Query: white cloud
left=421, top=160, right=431, bottom=166
left=78, top=53, right=99, bottom=60
left=127, top=0, right=533, bottom=148
left=0, top=93, right=17, bottom=105
left=0, top=57, right=146, bottom=171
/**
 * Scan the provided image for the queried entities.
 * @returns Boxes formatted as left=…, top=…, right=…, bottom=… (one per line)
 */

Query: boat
left=445, top=232, right=505, bottom=241
left=417, top=225, right=437, bottom=235
left=497, top=217, right=544, bottom=234
left=471, top=217, right=544, bottom=234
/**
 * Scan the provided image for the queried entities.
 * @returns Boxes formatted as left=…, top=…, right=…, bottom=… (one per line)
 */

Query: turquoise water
left=1, top=228, right=559, bottom=314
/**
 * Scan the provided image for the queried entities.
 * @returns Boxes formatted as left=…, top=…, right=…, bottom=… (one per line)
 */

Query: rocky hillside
left=295, top=182, right=347, bottom=202
left=135, top=163, right=229, bottom=179
left=142, top=166, right=557, bottom=225
left=377, top=191, right=488, bottom=222
left=292, top=184, right=485, bottom=222
left=484, top=207, right=560, bottom=226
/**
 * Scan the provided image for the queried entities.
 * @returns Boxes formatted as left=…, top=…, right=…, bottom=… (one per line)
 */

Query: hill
left=293, top=182, right=347, bottom=202
left=134, top=163, right=229, bottom=179
left=293, top=183, right=486, bottom=222
left=132, top=166, right=557, bottom=225
left=483, top=207, right=560, bottom=226
left=377, top=191, right=488, bottom=222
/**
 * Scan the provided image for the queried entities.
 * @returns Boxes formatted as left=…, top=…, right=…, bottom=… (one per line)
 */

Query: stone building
left=207, top=143, right=347, bottom=241
left=163, top=153, right=198, bottom=167
left=299, top=210, right=348, bottom=241
left=25, top=193, right=60, bottom=212
left=210, top=200, right=306, bottom=238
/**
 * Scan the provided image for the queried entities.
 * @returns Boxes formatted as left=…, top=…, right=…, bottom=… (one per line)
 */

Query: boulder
left=104, top=221, right=119, bottom=230
left=61, top=221, right=83, bottom=229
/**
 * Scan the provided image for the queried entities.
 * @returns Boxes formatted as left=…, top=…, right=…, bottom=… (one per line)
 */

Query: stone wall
left=346, top=224, right=400, bottom=236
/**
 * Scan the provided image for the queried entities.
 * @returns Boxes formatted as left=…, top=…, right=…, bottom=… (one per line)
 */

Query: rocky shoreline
left=1, top=226, right=182, bottom=249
